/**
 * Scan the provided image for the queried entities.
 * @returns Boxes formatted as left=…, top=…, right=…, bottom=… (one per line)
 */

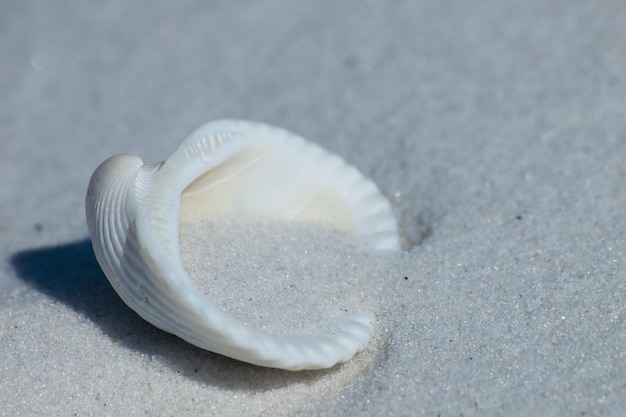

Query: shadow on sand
left=10, top=239, right=339, bottom=390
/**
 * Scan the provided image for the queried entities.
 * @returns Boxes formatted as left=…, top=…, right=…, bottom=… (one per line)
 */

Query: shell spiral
left=85, top=120, right=400, bottom=370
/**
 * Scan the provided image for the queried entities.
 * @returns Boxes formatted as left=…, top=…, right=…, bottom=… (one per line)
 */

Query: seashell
left=85, top=119, right=400, bottom=370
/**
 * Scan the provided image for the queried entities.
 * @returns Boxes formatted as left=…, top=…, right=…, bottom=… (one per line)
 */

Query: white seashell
left=85, top=119, right=400, bottom=370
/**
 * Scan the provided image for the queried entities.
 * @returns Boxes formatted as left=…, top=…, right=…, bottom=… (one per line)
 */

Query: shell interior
left=180, top=145, right=355, bottom=230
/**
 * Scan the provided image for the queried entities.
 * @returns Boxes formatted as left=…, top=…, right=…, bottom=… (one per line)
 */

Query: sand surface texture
left=2, top=1, right=625, bottom=416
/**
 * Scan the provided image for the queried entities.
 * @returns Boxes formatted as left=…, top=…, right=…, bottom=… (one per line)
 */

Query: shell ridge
left=235, top=120, right=400, bottom=251
left=248, top=122, right=400, bottom=251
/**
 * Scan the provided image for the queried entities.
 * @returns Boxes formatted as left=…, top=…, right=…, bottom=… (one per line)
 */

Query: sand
left=2, top=1, right=626, bottom=416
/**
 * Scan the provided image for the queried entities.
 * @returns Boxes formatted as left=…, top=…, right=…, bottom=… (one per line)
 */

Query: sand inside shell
left=178, top=215, right=379, bottom=337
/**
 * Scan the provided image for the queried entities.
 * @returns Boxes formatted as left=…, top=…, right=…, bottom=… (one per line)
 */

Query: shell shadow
left=9, top=239, right=339, bottom=390
left=397, top=209, right=433, bottom=251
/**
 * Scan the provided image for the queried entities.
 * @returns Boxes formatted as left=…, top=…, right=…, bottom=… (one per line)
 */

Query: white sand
left=179, top=216, right=381, bottom=337
left=2, top=1, right=626, bottom=416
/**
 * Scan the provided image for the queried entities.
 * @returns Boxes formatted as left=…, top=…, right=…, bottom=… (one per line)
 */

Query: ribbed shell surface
left=85, top=120, right=400, bottom=370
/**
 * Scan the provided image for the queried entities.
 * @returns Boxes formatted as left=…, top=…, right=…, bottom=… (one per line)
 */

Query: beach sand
left=2, top=1, right=625, bottom=415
